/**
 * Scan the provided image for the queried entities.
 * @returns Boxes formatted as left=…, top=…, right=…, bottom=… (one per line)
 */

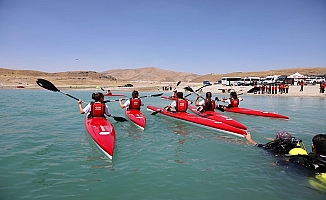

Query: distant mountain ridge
left=0, top=67, right=325, bottom=87
left=102, top=67, right=199, bottom=82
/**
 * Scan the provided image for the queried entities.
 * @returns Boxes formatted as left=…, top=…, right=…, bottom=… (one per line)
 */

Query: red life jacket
left=129, top=98, right=141, bottom=110
left=90, top=102, right=105, bottom=117
left=230, top=99, right=239, bottom=107
left=204, top=100, right=215, bottom=111
left=176, top=99, right=188, bottom=112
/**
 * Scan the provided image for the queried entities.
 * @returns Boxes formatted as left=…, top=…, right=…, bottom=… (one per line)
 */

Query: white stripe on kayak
left=99, top=132, right=111, bottom=135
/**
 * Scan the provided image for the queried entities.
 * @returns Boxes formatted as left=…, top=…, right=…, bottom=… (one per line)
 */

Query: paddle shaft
left=103, top=93, right=163, bottom=103
left=36, top=79, right=127, bottom=122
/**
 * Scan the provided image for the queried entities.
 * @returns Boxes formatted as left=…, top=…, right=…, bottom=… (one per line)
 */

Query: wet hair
left=205, top=92, right=213, bottom=110
left=176, top=92, right=184, bottom=99
left=132, top=90, right=139, bottom=98
left=275, top=131, right=292, bottom=140
left=230, top=91, right=238, bottom=99
left=312, top=134, right=326, bottom=155
left=92, top=92, right=104, bottom=101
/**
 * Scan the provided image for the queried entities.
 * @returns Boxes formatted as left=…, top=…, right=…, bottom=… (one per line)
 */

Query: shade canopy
left=287, top=72, right=307, bottom=79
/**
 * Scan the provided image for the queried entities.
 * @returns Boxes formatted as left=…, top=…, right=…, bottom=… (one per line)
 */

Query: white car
left=305, top=78, right=317, bottom=85
left=316, top=77, right=325, bottom=83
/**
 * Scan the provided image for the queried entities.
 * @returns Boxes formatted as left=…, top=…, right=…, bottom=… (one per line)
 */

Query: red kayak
left=161, top=96, right=177, bottom=100
left=125, top=109, right=146, bottom=130
left=188, top=105, right=247, bottom=130
left=222, top=107, right=289, bottom=120
left=147, top=105, right=247, bottom=137
left=104, top=93, right=127, bottom=97
left=84, top=117, right=116, bottom=159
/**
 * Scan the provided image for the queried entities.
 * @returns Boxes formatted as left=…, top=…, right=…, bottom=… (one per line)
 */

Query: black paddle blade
left=177, top=81, right=181, bottom=86
left=112, top=116, right=128, bottom=122
left=151, top=110, right=162, bottom=115
left=36, top=79, right=59, bottom=92
left=151, top=93, right=163, bottom=97
left=216, top=105, right=225, bottom=112
left=184, top=86, right=194, bottom=92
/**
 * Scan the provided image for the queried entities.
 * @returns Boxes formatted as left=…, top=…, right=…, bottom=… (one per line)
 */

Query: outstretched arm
left=245, top=132, right=258, bottom=146
left=78, top=99, right=85, bottom=114
left=119, top=99, right=125, bottom=108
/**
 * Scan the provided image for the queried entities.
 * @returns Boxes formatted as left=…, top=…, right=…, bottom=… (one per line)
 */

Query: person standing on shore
left=300, top=80, right=304, bottom=92
left=320, top=82, right=325, bottom=93
left=284, top=83, right=289, bottom=94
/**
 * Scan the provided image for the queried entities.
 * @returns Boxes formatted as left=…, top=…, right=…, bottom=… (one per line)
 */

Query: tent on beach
left=286, top=72, right=307, bottom=85
left=287, top=72, right=307, bottom=79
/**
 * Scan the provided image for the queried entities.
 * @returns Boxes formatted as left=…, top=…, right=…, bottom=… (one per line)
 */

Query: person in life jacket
left=286, top=134, right=326, bottom=174
left=219, top=91, right=243, bottom=108
left=170, top=89, right=178, bottom=98
left=106, top=90, right=112, bottom=95
left=245, top=131, right=307, bottom=157
left=167, top=92, right=193, bottom=112
left=119, top=90, right=144, bottom=110
left=78, top=92, right=111, bottom=118
left=195, top=92, right=215, bottom=112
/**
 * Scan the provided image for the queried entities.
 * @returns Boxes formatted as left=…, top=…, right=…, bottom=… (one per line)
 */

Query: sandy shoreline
left=3, top=81, right=325, bottom=98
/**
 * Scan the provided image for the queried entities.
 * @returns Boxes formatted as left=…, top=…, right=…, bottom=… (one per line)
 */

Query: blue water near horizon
left=1, top=89, right=325, bottom=200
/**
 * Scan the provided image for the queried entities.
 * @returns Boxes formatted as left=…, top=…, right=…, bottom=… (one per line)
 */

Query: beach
left=117, top=82, right=326, bottom=98
left=8, top=80, right=326, bottom=98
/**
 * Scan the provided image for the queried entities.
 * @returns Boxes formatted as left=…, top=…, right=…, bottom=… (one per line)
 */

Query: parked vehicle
left=316, top=77, right=325, bottom=83
left=275, top=75, right=287, bottom=84
left=203, top=80, right=211, bottom=85
left=305, top=78, right=317, bottom=85
left=263, top=75, right=279, bottom=84
left=221, top=77, right=242, bottom=86
left=118, top=84, right=134, bottom=87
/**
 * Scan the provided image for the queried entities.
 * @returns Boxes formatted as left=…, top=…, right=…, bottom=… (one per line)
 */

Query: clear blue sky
left=1, top=0, right=325, bottom=75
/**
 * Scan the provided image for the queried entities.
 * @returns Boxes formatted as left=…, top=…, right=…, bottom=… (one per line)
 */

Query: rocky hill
left=1, top=67, right=325, bottom=89
left=102, top=67, right=199, bottom=82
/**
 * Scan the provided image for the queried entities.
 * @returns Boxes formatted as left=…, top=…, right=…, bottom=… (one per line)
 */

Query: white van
left=263, top=75, right=279, bottom=84
left=221, top=77, right=242, bottom=86
left=242, top=77, right=260, bottom=86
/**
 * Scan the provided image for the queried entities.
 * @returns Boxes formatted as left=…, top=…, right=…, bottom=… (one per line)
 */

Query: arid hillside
left=102, top=67, right=199, bottom=82
left=1, top=67, right=325, bottom=89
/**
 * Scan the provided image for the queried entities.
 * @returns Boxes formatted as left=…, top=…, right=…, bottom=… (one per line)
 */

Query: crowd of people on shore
left=251, top=83, right=290, bottom=94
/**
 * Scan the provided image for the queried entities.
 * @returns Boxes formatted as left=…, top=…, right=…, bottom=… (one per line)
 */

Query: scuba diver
left=245, top=131, right=307, bottom=157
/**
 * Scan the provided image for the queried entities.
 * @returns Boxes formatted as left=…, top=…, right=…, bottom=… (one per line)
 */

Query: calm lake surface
left=1, top=89, right=325, bottom=200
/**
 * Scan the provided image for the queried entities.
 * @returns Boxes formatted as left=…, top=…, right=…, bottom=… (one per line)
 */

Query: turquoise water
left=1, top=89, right=325, bottom=200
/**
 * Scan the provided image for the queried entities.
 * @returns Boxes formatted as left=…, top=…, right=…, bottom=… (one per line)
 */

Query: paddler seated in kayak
left=245, top=131, right=307, bottom=157
left=119, top=90, right=144, bottom=110
left=217, top=91, right=243, bottom=109
left=195, top=92, right=215, bottom=112
left=170, top=89, right=177, bottom=98
left=106, top=90, right=112, bottom=95
left=78, top=92, right=112, bottom=118
left=167, top=91, right=193, bottom=112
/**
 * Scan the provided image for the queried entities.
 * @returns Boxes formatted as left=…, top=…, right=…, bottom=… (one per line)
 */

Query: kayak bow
left=84, top=117, right=116, bottom=159
left=188, top=105, right=247, bottom=130
left=222, top=107, right=289, bottom=120
left=147, top=105, right=247, bottom=137
left=125, top=109, right=146, bottom=130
